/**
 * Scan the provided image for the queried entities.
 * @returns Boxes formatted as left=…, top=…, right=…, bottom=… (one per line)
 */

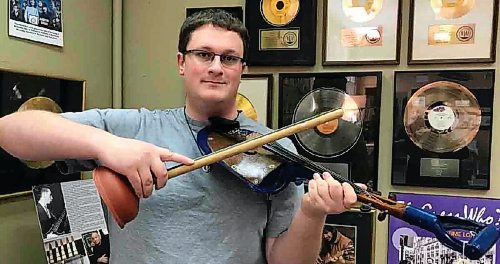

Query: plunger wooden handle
left=93, top=108, right=344, bottom=228
left=168, top=108, right=344, bottom=177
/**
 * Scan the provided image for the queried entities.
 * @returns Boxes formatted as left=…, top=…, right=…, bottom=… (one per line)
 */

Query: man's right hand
left=96, top=136, right=194, bottom=198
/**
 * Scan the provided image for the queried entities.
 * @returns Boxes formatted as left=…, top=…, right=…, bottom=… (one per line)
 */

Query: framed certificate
left=238, top=74, right=273, bottom=127
left=0, top=69, right=85, bottom=199
left=322, top=0, right=402, bottom=65
left=408, top=0, right=499, bottom=64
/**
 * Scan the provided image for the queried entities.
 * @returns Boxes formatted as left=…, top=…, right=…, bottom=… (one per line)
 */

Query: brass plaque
left=259, top=28, right=300, bottom=50
left=428, top=24, right=475, bottom=45
left=341, top=26, right=383, bottom=47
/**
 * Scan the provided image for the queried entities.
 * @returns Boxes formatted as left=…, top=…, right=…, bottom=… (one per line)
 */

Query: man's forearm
left=0, top=110, right=111, bottom=161
left=268, top=208, right=326, bottom=264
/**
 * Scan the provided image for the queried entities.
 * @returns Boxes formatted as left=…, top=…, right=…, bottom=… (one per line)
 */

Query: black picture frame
left=0, top=69, right=85, bottom=198
left=392, top=70, right=495, bottom=189
left=278, top=72, right=382, bottom=190
left=186, top=6, right=243, bottom=21
left=319, top=210, right=375, bottom=264
left=245, top=0, right=317, bottom=66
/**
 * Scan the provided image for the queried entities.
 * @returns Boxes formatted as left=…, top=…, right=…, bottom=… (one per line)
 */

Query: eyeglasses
left=184, top=49, right=244, bottom=68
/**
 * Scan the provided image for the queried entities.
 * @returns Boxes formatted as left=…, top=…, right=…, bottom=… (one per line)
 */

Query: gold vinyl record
left=293, top=88, right=363, bottom=158
left=17, top=96, right=62, bottom=169
left=236, top=93, right=258, bottom=121
left=403, top=81, right=481, bottom=153
left=431, top=0, right=475, bottom=20
left=260, top=0, right=300, bottom=26
left=342, top=0, right=383, bottom=23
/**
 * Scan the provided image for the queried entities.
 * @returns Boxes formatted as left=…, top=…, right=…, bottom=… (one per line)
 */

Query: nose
left=207, top=55, right=224, bottom=75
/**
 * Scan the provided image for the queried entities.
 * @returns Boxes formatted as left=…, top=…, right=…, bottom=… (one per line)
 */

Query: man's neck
left=185, top=103, right=238, bottom=122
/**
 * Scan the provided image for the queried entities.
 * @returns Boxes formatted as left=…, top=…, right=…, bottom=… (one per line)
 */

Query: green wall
left=0, top=1, right=113, bottom=263
left=123, top=1, right=500, bottom=264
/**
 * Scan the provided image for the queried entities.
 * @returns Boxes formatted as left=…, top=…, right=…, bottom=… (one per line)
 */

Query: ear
left=241, top=63, right=247, bottom=73
left=177, top=52, right=185, bottom=75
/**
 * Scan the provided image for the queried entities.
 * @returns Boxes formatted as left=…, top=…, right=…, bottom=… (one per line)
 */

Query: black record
left=293, top=88, right=363, bottom=158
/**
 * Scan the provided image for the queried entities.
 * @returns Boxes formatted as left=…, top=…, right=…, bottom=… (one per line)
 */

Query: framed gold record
left=17, top=97, right=63, bottom=169
left=430, top=0, right=475, bottom=19
left=408, top=0, right=498, bottom=64
left=403, top=81, right=481, bottom=153
left=0, top=69, right=85, bottom=199
left=260, top=0, right=300, bottom=26
left=342, top=0, right=384, bottom=23
left=245, top=0, right=317, bottom=66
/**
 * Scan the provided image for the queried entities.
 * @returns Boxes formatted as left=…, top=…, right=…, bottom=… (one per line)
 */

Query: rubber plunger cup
left=93, top=108, right=344, bottom=228
left=93, top=167, right=139, bottom=228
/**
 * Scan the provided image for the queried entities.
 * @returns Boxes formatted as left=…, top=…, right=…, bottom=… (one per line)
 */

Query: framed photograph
left=8, top=0, right=64, bottom=47
left=278, top=72, right=382, bottom=190
left=245, top=0, right=317, bottom=66
left=322, top=0, right=402, bottom=65
left=392, top=70, right=494, bottom=189
left=0, top=69, right=85, bottom=198
left=318, top=210, right=375, bottom=264
left=388, top=192, right=500, bottom=263
left=408, top=0, right=499, bottom=64
left=238, top=74, right=273, bottom=127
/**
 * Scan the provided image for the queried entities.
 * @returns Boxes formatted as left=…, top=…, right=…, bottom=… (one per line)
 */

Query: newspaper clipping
left=9, top=0, right=63, bottom=47
left=33, top=180, right=109, bottom=264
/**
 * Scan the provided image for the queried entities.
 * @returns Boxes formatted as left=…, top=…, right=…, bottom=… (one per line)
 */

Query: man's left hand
left=300, top=172, right=363, bottom=219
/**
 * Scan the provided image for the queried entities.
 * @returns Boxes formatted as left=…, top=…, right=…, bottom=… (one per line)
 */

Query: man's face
left=177, top=24, right=245, bottom=108
left=41, top=190, right=53, bottom=204
left=323, top=231, right=333, bottom=241
left=91, top=232, right=101, bottom=245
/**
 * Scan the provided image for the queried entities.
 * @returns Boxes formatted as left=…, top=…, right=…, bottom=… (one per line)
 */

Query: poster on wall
left=388, top=192, right=499, bottom=264
left=8, top=0, right=64, bottom=47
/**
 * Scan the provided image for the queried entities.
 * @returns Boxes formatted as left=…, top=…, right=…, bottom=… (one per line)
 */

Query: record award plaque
left=392, top=70, right=494, bottom=189
left=279, top=72, right=382, bottom=190
left=245, top=0, right=317, bottom=66
left=0, top=70, right=85, bottom=198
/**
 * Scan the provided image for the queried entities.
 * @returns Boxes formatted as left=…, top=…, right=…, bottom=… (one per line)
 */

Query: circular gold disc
left=17, top=96, right=63, bottom=169
left=430, top=0, right=475, bottom=19
left=403, top=81, right=481, bottom=153
left=236, top=93, right=258, bottom=121
left=342, top=0, right=383, bottom=23
left=260, top=0, right=300, bottom=26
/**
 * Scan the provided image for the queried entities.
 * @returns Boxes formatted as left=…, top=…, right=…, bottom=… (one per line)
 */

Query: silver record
left=293, top=88, right=363, bottom=158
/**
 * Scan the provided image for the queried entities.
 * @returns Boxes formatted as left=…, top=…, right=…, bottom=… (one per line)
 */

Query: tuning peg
left=377, top=210, right=388, bottom=221
left=360, top=203, right=372, bottom=213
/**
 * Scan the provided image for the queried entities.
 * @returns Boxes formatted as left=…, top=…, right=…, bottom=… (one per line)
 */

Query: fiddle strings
left=263, top=142, right=367, bottom=194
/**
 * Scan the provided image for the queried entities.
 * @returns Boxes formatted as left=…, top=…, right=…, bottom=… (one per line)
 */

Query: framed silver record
left=279, top=72, right=382, bottom=190
left=392, top=70, right=494, bottom=189
left=293, top=88, right=363, bottom=158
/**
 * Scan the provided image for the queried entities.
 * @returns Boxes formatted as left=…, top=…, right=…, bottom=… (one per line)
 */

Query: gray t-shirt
left=59, top=107, right=303, bottom=264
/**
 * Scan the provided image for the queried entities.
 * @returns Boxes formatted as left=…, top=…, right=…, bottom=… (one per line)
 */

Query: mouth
left=202, top=80, right=226, bottom=85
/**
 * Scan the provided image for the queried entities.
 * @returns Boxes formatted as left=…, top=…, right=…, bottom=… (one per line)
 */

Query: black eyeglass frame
left=183, top=49, right=245, bottom=66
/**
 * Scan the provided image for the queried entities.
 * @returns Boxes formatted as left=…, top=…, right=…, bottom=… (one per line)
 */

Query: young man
left=0, top=9, right=359, bottom=263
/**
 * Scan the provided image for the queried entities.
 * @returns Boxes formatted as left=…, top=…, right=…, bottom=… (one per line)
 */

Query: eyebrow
left=194, top=46, right=240, bottom=55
